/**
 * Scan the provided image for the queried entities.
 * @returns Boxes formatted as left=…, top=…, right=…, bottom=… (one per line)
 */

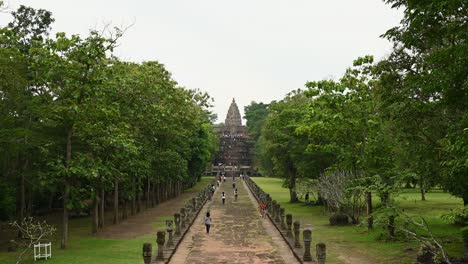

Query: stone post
left=275, top=204, right=281, bottom=223
left=280, top=208, right=286, bottom=229
left=174, top=213, right=181, bottom=235
left=192, top=198, right=197, bottom=210
left=156, top=231, right=165, bottom=260
left=166, top=220, right=174, bottom=247
left=185, top=204, right=191, bottom=221
left=142, top=243, right=152, bottom=264
left=272, top=200, right=277, bottom=219
left=294, top=221, right=302, bottom=248
left=180, top=208, right=186, bottom=229
left=286, top=214, right=293, bottom=238
left=316, top=243, right=326, bottom=264
left=303, top=229, right=313, bottom=261
left=267, top=195, right=272, bottom=215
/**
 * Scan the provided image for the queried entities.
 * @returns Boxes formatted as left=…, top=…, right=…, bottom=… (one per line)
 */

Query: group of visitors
left=220, top=188, right=238, bottom=204
left=204, top=174, right=247, bottom=234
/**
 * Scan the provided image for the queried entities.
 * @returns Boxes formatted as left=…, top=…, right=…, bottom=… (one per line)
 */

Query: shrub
left=317, top=170, right=366, bottom=224
left=329, top=213, right=349, bottom=226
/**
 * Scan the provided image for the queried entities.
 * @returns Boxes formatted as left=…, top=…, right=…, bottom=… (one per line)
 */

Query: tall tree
left=380, top=0, right=468, bottom=204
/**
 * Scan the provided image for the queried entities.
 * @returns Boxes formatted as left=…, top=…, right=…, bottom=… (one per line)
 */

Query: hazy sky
left=1, top=0, right=402, bottom=123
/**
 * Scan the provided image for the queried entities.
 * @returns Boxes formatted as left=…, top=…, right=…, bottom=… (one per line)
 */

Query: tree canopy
left=0, top=5, right=218, bottom=248
left=245, top=0, right=467, bottom=209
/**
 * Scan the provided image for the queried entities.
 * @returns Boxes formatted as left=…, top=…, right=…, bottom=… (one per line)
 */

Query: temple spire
left=225, top=98, right=242, bottom=127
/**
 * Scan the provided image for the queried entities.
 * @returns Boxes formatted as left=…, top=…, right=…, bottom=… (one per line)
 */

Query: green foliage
left=0, top=5, right=218, bottom=252
left=462, top=227, right=468, bottom=244
left=256, top=91, right=316, bottom=202
left=379, top=0, right=468, bottom=203
left=441, top=206, right=468, bottom=226
left=244, top=101, right=269, bottom=142
left=247, top=0, right=467, bottom=229
left=244, top=102, right=270, bottom=172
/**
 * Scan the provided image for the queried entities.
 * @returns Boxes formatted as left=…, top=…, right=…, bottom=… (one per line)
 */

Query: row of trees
left=245, top=0, right=466, bottom=227
left=0, top=5, right=218, bottom=248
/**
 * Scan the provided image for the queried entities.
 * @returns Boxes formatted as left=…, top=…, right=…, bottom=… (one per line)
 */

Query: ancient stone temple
left=208, top=98, right=255, bottom=176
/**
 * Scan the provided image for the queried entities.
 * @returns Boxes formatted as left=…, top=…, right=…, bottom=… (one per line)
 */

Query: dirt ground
left=97, top=190, right=204, bottom=239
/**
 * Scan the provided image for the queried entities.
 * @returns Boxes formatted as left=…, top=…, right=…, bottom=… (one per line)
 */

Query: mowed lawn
left=0, top=177, right=213, bottom=264
left=253, top=177, right=465, bottom=264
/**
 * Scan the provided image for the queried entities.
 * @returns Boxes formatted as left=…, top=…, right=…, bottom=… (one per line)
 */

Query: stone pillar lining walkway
left=169, top=177, right=300, bottom=264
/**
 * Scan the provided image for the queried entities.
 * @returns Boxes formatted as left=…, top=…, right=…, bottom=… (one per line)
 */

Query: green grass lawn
left=252, top=177, right=464, bottom=264
left=0, top=177, right=213, bottom=264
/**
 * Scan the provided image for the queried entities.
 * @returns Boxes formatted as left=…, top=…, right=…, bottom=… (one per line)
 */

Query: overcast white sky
left=1, top=0, right=402, bottom=123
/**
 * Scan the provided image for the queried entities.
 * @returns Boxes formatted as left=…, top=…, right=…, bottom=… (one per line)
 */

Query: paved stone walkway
left=170, top=178, right=299, bottom=264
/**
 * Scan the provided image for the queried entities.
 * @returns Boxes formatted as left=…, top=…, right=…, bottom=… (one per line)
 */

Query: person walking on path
left=232, top=181, right=236, bottom=189
left=222, top=192, right=226, bottom=205
left=205, top=212, right=212, bottom=234
left=234, top=189, right=238, bottom=202
left=259, top=202, right=267, bottom=218
left=223, top=175, right=226, bottom=182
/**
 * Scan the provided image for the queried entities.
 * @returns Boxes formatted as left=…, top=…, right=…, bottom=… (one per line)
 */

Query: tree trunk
left=464, top=240, right=468, bottom=261
left=61, top=181, right=70, bottom=249
left=146, top=177, right=150, bottom=208
left=287, top=161, right=298, bottom=203
left=17, top=157, right=28, bottom=238
left=366, top=192, right=373, bottom=230
left=27, top=187, right=32, bottom=216
left=388, top=215, right=395, bottom=238
left=155, top=183, right=160, bottom=205
left=157, top=183, right=162, bottom=203
left=92, top=193, right=98, bottom=234
left=420, top=178, right=426, bottom=201
left=61, top=127, right=73, bottom=249
left=137, top=192, right=141, bottom=214
left=137, top=181, right=142, bottom=213
left=113, top=178, right=119, bottom=225
left=48, top=191, right=54, bottom=210
left=122, top=199, right=127, bottom=220
left=131, top=180, right=136, bottom=215
left=167, top=181, right=173, bottom=200
left=166, top=183, right=169, bottom=201
left=20, top=172, right=25, bottom=221
left=98, top=188, right=105, bottom=229
left=151, top=183, right=156, bottom=207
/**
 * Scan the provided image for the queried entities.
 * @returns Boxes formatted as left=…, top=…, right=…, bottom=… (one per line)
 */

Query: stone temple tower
left=225, top=98, right=242, bottom=128
left=209, top=98, right=254, bottom=176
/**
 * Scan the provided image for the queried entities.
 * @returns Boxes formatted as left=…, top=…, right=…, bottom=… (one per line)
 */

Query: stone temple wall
left=209, top=99, right=255, bottom=176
